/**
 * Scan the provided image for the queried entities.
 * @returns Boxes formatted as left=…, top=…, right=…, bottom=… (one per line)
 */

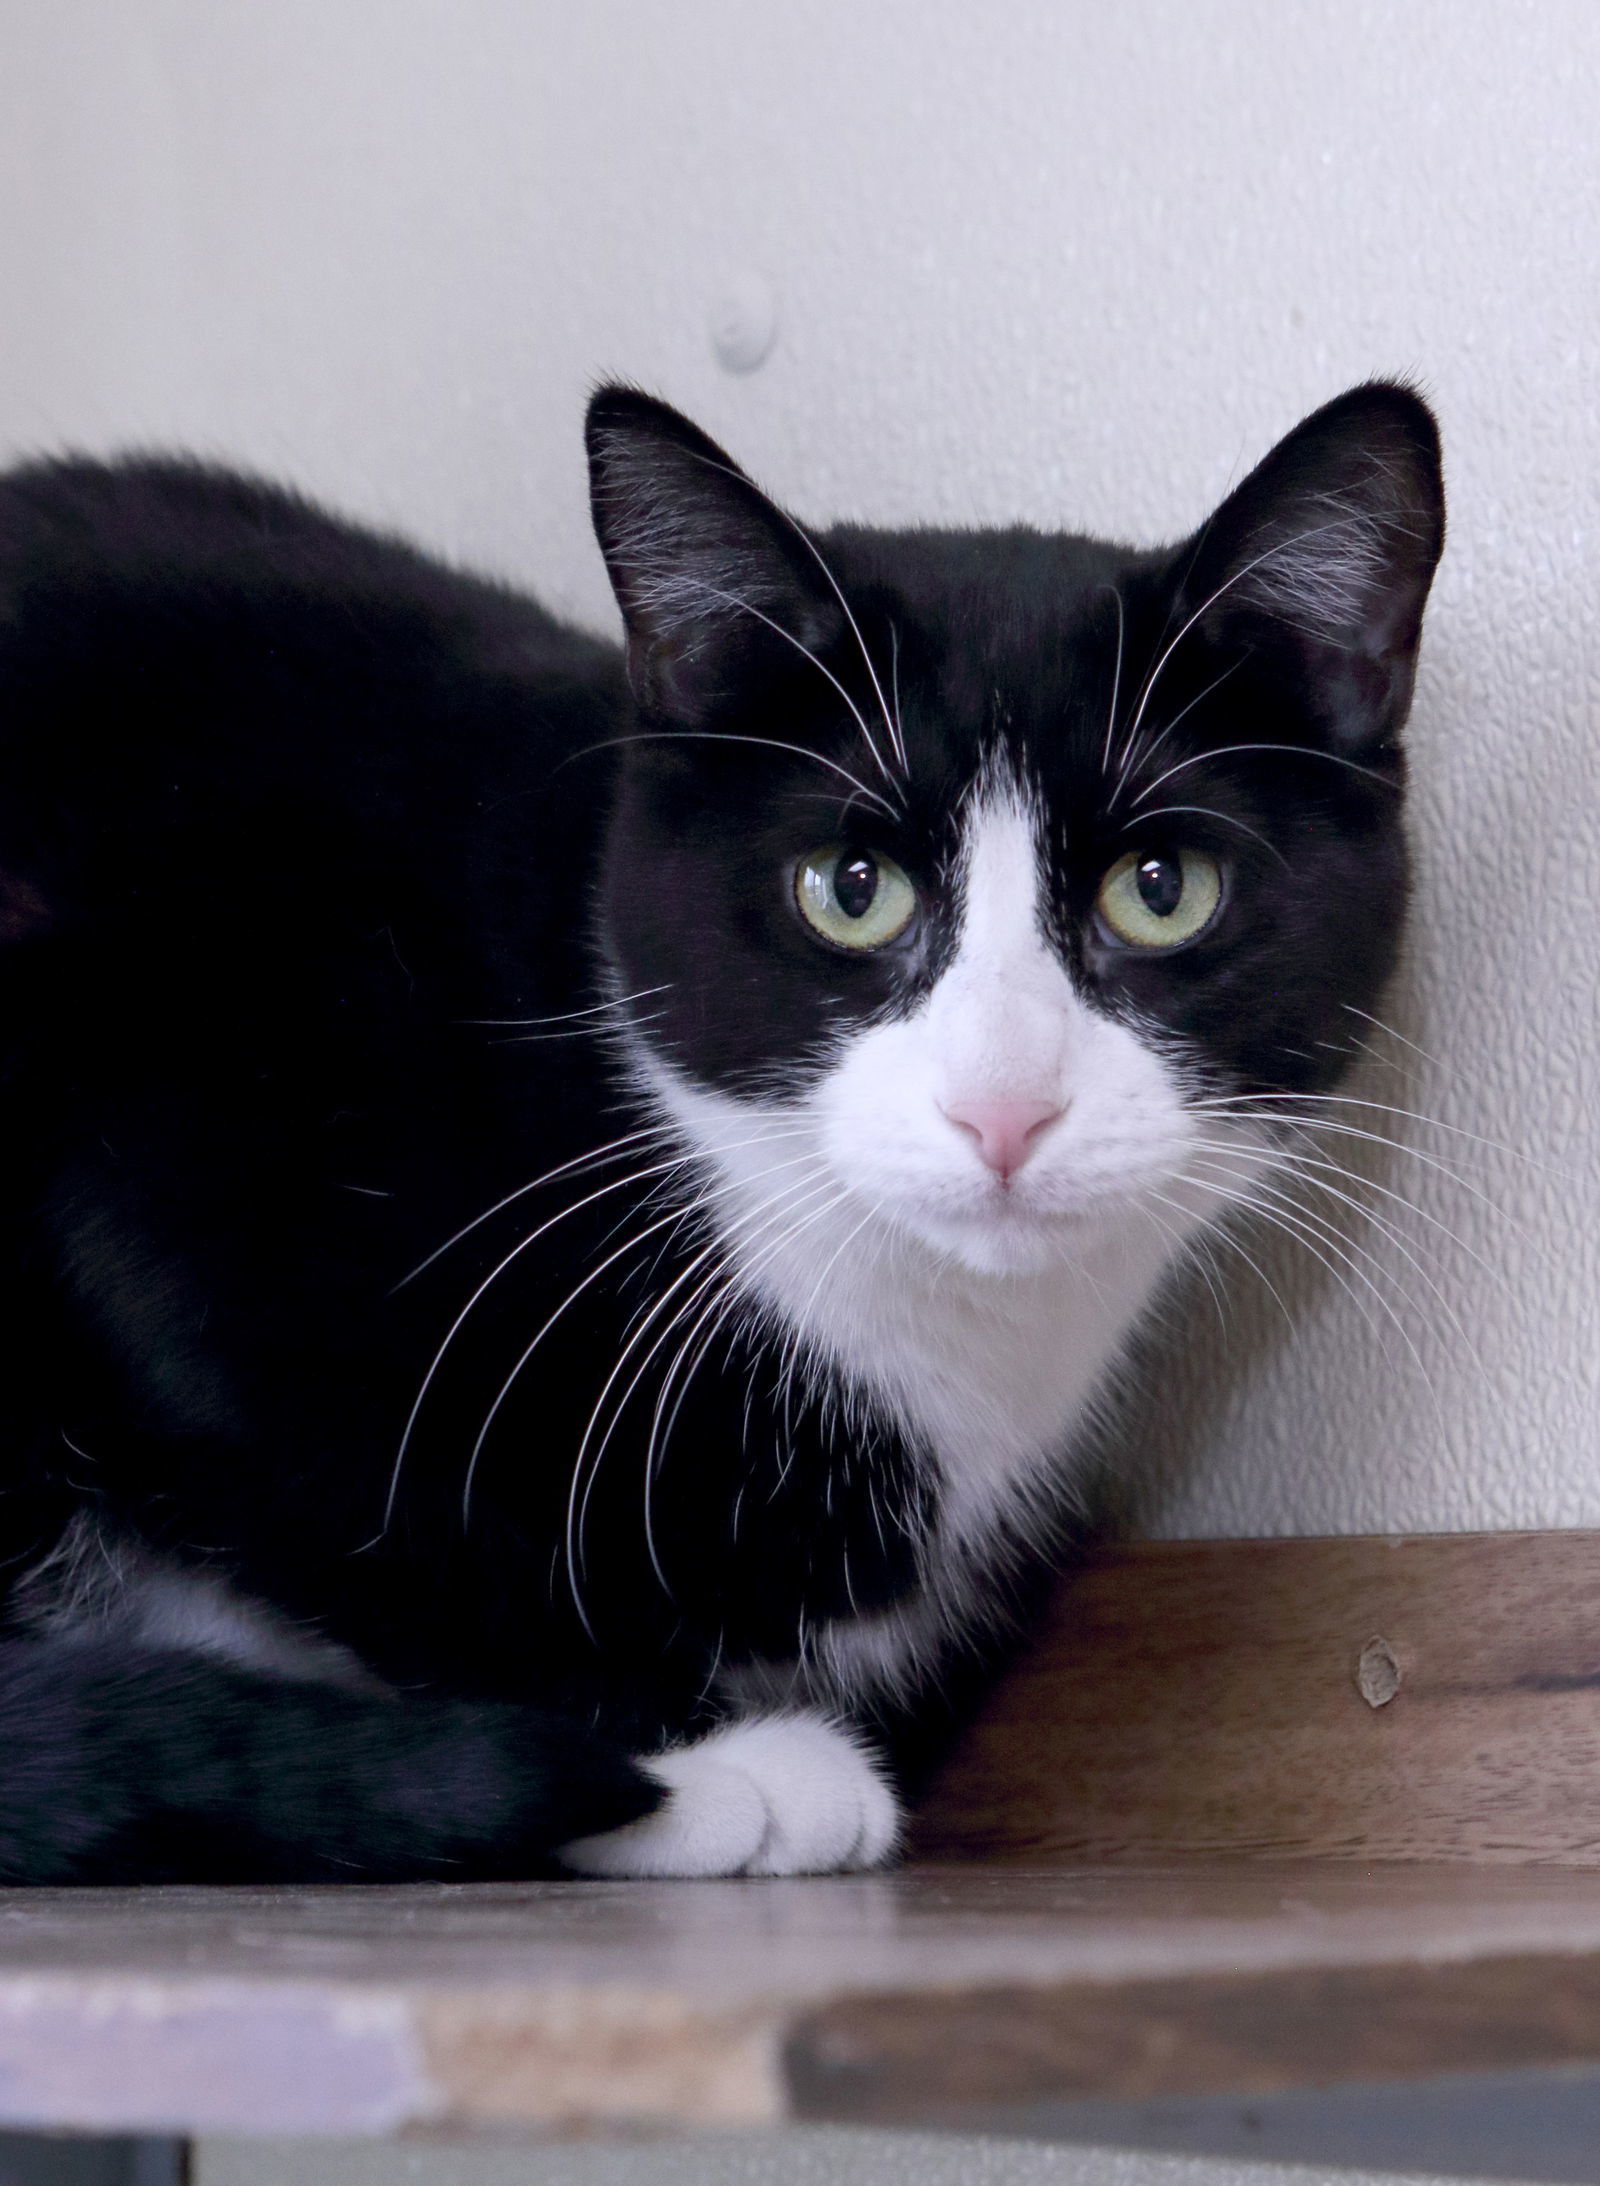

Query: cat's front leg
left=556, top=1711, right=900, bottom=1877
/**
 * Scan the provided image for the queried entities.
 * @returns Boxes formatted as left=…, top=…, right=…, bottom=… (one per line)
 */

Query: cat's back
left=0, top=452, right=571, bottom=645
left=0, top=450, right=631, bottom=1091
left=0, top=452, right=623, bottom=803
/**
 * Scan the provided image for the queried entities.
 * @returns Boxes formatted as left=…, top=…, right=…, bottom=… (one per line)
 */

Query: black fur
left=0, top=386, right=1442, bottom=1879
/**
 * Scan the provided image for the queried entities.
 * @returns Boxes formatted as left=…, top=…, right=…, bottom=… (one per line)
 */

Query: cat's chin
left=904, top=1201, right=1107, bottom=1280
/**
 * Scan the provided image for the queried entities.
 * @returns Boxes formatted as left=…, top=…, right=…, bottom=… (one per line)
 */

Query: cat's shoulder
left=0, top=451, right=623, bottom=787
left=0, top=451, right=604, bottom=657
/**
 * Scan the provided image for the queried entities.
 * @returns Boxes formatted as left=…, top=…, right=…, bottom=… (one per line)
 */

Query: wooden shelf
left=6, top=1860, right=1600, bottom=2138
left=7, top=1534, right=1600, bottom=2146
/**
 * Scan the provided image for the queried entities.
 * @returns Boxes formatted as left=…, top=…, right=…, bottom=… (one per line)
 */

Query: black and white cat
left=0, top=381, right=1441, bottom=1880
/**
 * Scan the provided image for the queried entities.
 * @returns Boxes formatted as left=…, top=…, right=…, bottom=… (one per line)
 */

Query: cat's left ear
left=1176, top=382, right=1445, bottom=749
left=586, top=387, right=842, bottom=723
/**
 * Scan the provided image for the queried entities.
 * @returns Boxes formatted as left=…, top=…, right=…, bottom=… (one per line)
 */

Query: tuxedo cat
left=0, top=381, right=1441, bottom=1879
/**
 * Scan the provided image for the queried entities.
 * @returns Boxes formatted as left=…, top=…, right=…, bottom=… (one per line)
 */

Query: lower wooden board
left=913, top=1530, right=1600, bottom=1866
left=6, top=1864, right=1600, bottom=2134
left=790, top=1937, right=1600, bottom=2124
left=2, top=1531, right=1599, bottom=2137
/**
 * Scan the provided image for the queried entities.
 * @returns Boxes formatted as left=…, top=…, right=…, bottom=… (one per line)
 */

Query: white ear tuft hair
left=586, top=387, right=839, bottom=719
left=1225, top=448, right=1438, bottom=653
left=1176, top=381, right=1445, bottom=744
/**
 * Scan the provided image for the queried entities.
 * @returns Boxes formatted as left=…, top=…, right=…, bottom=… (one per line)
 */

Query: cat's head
left=586, top=385, right=1443, bottom=1280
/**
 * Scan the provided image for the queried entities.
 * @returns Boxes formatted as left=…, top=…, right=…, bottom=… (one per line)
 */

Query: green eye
left=795, top=846, right=918, bottom=951
left=1096, top=847, right=1223, bottom=949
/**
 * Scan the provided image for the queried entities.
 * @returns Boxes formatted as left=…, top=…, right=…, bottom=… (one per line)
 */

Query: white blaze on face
left=629, top=776, right=1273, bottom=1640
left=924, top=791, right=1073, bottom=1117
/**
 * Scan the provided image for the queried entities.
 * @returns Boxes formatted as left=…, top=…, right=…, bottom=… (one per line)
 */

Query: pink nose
left=942, top=1098, right=1063, bottom=1182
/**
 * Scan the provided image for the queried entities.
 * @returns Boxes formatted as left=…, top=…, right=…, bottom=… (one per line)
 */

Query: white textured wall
left=1, top=0, right=1595, bottom=1536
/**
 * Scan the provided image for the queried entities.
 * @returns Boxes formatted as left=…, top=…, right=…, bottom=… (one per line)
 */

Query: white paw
left=558, top=1712, right=901, bottom=1878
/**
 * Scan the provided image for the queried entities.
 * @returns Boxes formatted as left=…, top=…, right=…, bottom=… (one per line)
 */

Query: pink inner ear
left=0, top=872, right=54, bottom=943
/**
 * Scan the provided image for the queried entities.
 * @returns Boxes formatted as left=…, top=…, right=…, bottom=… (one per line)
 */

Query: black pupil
left=834, top=853, right=879, bottom=920
left=1136, top=854, right=1183, bottom=919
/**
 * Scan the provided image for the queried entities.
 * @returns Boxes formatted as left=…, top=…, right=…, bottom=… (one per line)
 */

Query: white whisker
left=1130, top=803, right=1288, bottom=866
left=1148, top=1185, right=1300, bottom=1335
left=1132, top=740, right=1399, bottom=808
left=635, top=1182, right=856, bottom=1599
left=393, top=1123, right=672, bottom=1291
left=888, top=620, right=908, bottom=775
left=388, top=1124, right=815, bottom=1537
left=565, top=730, right=898, bottom=823
left=1098, top=584, right=1126, bottom=778
left=490, top=1009, right=668, bottom=1047
left=685, top=451, right=908, bottom=781
left=1192, top=1090, right=1557, bottom=1188
left=1341, top=1002, right=1444, bottom=1071
left=1116, top=509, right=1407, bottom=780
left=386, top=1143, right=705, bottom=1534
left=657, top=564, right=901, bottom=795
left=1185, top=1133, right=1517, bottom=1300
left=1185, top=1147, right=1485, bottom=1367
left=461, top=1196, right=730, bottom=1585
left=461, top=984, right=671, bottom=1029
left=1112, top=657, right=1243, bottom=807
left=1183, top=1167, right=1434, bottom=1400
left=563, top=1169, right=837, bottom=1632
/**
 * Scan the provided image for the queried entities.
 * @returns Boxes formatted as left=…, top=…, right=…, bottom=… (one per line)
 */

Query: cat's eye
left=794, top=847, right=918, bottom=952
left=1095, top=848, right=1223, bottom=950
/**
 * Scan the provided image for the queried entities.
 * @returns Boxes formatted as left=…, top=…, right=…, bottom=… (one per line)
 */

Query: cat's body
left=0, top=385, right=1442, bottom=1880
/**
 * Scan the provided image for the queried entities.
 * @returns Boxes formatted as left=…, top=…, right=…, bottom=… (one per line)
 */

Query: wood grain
left=9, top=1863, right=1600, bottom=2133
left=788, top=1950, right=1600, bottom=2124
left=4, top=1531, right=1600, bottom=2135
left=913, top=1530, right=1600, bottom=1865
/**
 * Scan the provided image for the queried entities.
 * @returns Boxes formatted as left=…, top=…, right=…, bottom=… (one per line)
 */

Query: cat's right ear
left=585, top=387, right=842, bottom=723
left=1174, top=382, right=1446, bottom=751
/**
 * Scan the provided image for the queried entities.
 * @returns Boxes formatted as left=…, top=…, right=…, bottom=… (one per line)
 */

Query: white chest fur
left=631, top=786, right=1259, bottom=1706
left=724, top=1167, right=1171, bottom=1543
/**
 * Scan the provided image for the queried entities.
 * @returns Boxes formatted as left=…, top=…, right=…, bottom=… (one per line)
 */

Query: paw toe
left=559, top=1754, right=766, bottom=1877
left=557, top=1712, right=900, bottom=1880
